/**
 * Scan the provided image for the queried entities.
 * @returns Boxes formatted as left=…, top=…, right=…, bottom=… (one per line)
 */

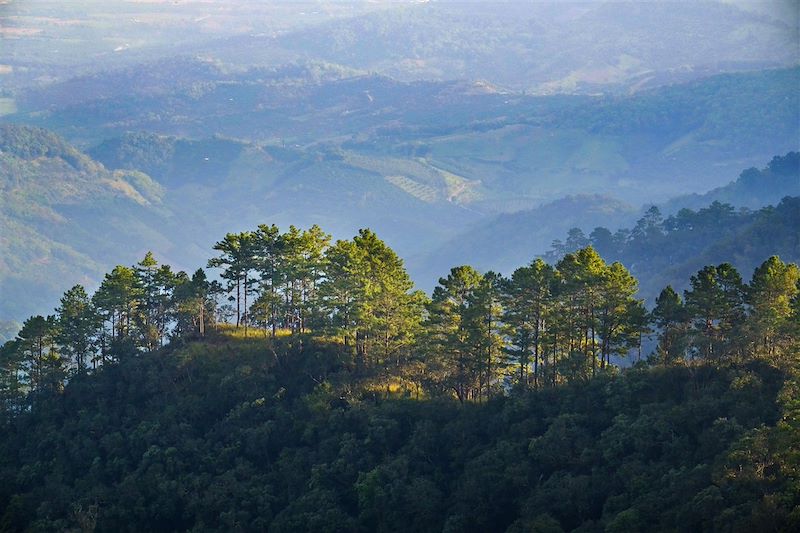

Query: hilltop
left=2, top=204, right=798, bottom=531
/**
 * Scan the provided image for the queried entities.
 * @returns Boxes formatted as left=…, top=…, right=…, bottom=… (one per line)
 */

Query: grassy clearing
left=216, top=323, right=295, bottom=339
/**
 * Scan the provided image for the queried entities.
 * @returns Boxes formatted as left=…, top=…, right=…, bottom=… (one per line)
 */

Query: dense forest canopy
left=1, top=222, right=799, bottom=531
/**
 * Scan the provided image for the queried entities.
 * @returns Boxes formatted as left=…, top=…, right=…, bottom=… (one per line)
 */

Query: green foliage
left=684, top=263, right=746, bottom=361
left=0, top=337, right=795, bottom=531
left=1, top=219, right=798, bottom=532
left=55, top=285, right=99, bottom=371
left=747, top=256, right=800, bottom=359
left=0, top=124, right=87, bottom=169
left=651, top=286, right=689, bottom=365
left=548, top=194, right=800, bottom=302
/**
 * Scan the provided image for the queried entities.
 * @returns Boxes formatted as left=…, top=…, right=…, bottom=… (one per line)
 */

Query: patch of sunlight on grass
left=217, top=324, right=295, bottom=339
left=363, top=378, right=428, bottom=399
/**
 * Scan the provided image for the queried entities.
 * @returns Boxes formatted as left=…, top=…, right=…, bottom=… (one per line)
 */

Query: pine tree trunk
left=236, top=276, right=241, bottom=328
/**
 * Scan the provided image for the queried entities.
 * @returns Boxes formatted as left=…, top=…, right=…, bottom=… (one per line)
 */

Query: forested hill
left=0, top=124, right=192, bottom=323
left=2, top=223, right=799, bottom=531
left=546, top=195, right=800, bottom=302
left=2, top=334, right=797, bottom=532
left=662, top=151, right=800, bottom=212
left=420, top=196, right=800, bottom=301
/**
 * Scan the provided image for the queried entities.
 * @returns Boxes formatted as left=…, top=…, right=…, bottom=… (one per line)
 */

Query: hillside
left=548, top=196, right=800, bottom=302
left=420, top=153, right=800, bottom=297
left=8, top=66, right=799, bottom=207
left=1, top=330, right=797, bottom=531
left=662, top=151, right=800, bottom=213
left=2, top=207, right=798, bottom=532
left=0, top=125, right=194, bottom=321
left=87, top=130, right=475, bottom=255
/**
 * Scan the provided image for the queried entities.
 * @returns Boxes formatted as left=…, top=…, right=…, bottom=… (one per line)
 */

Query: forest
left=1, top=2, right=798, bottom=531
left=1, top=223, right=798, bottom=531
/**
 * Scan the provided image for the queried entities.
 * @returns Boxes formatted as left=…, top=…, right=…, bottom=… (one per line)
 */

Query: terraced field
left=384, top=175, right=439, bottom=202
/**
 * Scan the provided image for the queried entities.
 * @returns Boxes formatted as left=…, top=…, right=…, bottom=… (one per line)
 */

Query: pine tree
left=597, top=261, right=644, bottom=368
left=355, top=229, right=418, bottom=373
left=425, top=265, right=483, bottom=402
left=173, top=269, right=215, bottom=339
left=0, top=338, right=25, bottom=415
left=684, top=264, right=745, bottom=361
left=208, top=232, right=256, bottom=332
left=253, top=224, right=284, bottom=337
left=17, top=315, right=61, bottom=393
left=747, top=256, right=800, bottom=358
left=502, top=259, right=556, bottom=389
left=319, top=239, right=361, bottom=350
left=465, top=271, right=506, bottom=401
left=93, top=266, right=142, bottom=352
left=297, top=225, right=331, bottom=333
left=135, top=252, right=177, bottom=350
left=55, top=285, right=99, bottom=371
left=651, top=286, right=689, bottom=365
left=556, top=247, right=606, bottom=379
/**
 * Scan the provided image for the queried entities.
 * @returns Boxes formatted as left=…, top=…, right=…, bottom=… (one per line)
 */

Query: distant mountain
left=0, top=125, right=191, bottom=321
left=86, top=130, right=476, bottom=253
left=0, top=1, right=384, bottom=90
left=210, top=0, right=797, bottom=92
left=3, top=0, right=795, bottom=94
left=20, top=60, right=364, bottom=112
left=10, top=66, right=800, bottom=208
left=661, top=151, right=800, bottom=213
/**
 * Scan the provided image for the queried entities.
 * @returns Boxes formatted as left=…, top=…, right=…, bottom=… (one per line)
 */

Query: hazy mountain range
left=0, top=0, right=798, bottom=324
left=1, top=0, right=796, bottom=91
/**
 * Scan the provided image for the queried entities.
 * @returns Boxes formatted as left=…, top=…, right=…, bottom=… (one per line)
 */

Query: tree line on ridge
left=2, top=223, right=798, bottom=411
